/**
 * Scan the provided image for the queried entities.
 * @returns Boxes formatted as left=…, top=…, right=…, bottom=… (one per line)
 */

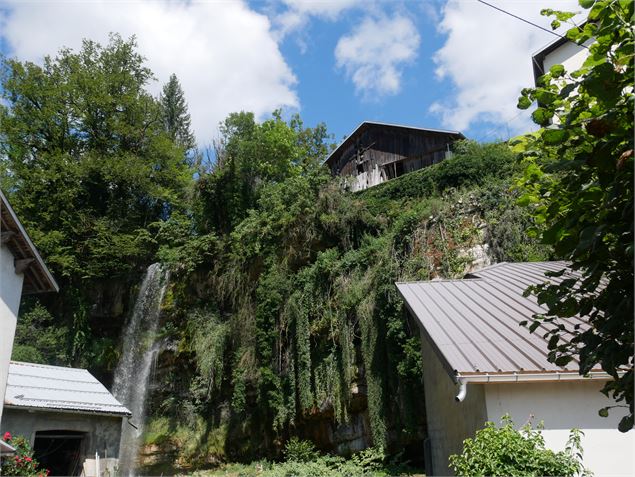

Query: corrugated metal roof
left=4, top=361, right=130, bottom=416
left=396, top=261, right=597, bottom=379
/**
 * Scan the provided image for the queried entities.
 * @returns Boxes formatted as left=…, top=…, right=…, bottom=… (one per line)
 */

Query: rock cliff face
left=295, top=384, right=372, bottom=455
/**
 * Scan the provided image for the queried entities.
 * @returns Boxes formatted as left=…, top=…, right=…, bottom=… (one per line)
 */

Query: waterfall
left=113, top=263, right=169, bottom=476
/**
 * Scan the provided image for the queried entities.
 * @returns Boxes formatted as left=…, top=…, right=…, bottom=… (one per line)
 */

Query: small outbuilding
left=2, top=361, right=130, bottom=476
left=397, top=261, right=634, bottom=477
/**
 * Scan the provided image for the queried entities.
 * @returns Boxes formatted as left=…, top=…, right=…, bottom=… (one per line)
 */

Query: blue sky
left=0, top=0, right=581, bottom=147
left=272, top=2, right=455, bottom=142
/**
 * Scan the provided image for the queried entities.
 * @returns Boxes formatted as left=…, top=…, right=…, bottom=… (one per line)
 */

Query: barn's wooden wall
left=328, top=125, right=460, bottom=190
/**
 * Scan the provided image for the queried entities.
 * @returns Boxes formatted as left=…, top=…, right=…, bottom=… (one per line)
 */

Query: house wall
left=542, top=41, right=589, bottom=77
left=1, top=408, right=124, bottom=460
left=484, top=380, right=635, bottom=477
left=420, top=331, right=487, bottom=476
left=0, top=244, right=24, bottom=425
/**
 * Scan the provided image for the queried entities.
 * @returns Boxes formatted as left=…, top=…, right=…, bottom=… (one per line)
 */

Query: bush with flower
left=1, top=432, right=49, bottom=477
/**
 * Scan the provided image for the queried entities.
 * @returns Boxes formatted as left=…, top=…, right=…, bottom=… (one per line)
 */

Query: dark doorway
left=33, top=430, right=86, bottom=476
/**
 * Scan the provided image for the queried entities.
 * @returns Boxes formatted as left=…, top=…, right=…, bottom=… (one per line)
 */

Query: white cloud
left=335, top=13, right=420, bottom=98
left=430, top=0, right=581, bottom=134
left=0, top=0, right=299, bottom=146
left=274, top=0, right=362, bottom=39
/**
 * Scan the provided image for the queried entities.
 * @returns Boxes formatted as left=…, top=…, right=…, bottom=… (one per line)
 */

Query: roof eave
left=456, top=370, right=614, bottom=384
left=0, top=189, right=59, bottom=294
left=4, top=403, right=131, bottom=418
left=395, top=282, right=461, bottom=383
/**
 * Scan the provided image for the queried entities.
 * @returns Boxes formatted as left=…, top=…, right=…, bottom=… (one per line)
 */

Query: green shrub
left=449, top=415, right=591, bottom=477
left=350, top=446, right=385, bottom=472
left=282, top=437, right=320, bottom=463
left=360, top=140, right=517, bottom=203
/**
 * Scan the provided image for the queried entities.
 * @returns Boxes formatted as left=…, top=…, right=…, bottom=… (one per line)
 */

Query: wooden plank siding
left=325, top=122, right=464, bottom=192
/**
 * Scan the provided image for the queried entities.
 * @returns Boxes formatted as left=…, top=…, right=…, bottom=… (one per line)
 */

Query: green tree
left=0, top=34, right=192, bottom=367
left=160, top=73, right=196, bottom=152
left=516, top=0, right=633, bottom=431
left=196, top=111, right=329, bottom=233
left=11, top=302, right=68, bottom=365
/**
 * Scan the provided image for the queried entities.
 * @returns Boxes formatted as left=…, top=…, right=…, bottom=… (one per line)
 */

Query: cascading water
left=113, top=263, right=169, bottom=476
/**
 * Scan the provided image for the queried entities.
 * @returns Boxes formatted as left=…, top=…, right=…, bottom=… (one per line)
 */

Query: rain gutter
left=454, top=371, right=612, bottom=402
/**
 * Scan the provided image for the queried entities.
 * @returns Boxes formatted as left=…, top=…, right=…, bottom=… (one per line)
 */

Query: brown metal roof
left=1, top=189, right=59, bottom=294
left=396, top=261, right=598, bottom=380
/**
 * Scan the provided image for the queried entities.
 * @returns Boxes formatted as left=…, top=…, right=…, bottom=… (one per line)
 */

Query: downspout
left=455, top=379, right=467, bottom=402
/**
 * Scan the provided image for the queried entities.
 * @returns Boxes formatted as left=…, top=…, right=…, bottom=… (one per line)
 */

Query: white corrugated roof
left=4, top=361, right=130, bottom=416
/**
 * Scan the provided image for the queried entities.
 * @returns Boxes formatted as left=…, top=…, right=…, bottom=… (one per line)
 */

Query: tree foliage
left=160, top=73, right=196, bottom=153
left=0, top=34, right=191, bottom=279
left=0, top=35, right=191, bottom=368
left=516, top=0, right=634, bottom=431
left=11, top=302, right=67, bottom=365
left=196, top=111, right=329, bottom=233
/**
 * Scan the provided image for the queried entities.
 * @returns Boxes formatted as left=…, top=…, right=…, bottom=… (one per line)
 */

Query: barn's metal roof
left=4, top=361, right=130, bottom=417
left=396, top=261, right=602, bottom=380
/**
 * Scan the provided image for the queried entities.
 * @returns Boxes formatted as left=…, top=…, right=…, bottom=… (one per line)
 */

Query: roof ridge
left=324, top=121, right=464, bottom=165
left=10, top=361, right=88, bottom=372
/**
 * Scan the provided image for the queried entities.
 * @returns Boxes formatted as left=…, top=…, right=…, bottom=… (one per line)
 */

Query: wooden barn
left=325, top=122, right=464, bottom=191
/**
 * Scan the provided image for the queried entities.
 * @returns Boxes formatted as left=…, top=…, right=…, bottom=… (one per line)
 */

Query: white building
left=1, top=189, right=58, bottom=430
left=397, top=261, right=634, bottom=476
left=532, top=34, right=592, bottom=86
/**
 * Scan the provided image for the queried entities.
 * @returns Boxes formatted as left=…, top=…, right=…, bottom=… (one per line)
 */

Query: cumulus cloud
left=335, top=13, right=420, bottom=98
left=0, top=0, right=299, bottom=145
left=274, top=0, right=362, bottom=39
left=430, top=0, right=581, bottom=134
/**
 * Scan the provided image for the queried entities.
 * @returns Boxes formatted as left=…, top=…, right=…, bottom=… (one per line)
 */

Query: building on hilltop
left=325, top=122, right=464, bottom=192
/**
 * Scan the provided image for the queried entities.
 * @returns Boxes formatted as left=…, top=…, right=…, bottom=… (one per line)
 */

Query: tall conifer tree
left=160, top=73, right=196, bottom=152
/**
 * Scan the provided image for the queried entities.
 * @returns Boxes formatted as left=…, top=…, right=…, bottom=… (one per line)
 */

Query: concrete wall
left=485, top=380, right=635, bottom=477
left=0, top=244, right=24, bottom=425
left=1, top=408, right=124, bottom=460
left=420, top=331, right=487, bottom=476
